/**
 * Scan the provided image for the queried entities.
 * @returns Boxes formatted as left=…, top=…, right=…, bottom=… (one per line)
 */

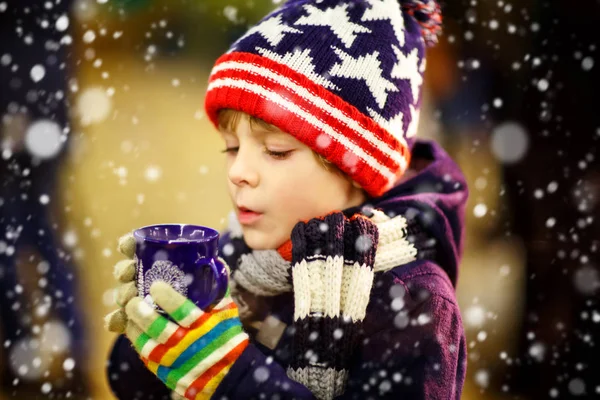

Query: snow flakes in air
left=473, top=203, right=487, bottom=218
left=56, top=15, right=70, bottom=31
left=145, top=165, right=162, bottom=182
left=582, top=57, right=594, bottom=71
left=25, top=119, right=64, bottom=159
left=77, top=87, right=112, bottom=125
left=30, top=65, right=46, bottom=82
left=253, top=366, right=270, bottom=383
left=490, top=122, right=529, bottom=164
left=464, top=304, right=486, bottom=327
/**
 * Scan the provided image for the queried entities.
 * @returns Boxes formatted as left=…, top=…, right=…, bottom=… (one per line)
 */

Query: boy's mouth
left=237, top=206, right=263, bottom=225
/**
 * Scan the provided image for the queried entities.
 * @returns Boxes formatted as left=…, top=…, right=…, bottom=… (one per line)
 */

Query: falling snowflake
left=582, top=57, right=594, bottom=71
left=25, top=119, right=64, bottom=159
left=528, top=341, right=545, bottom=362
left=490, top=122, right=529, bottom=164
left=63, top=358, right=75, bottom=371
left=41, top=382, right=52, bottom=394
left=316, top=134, right=332, bottom=149
left=223, top=6, right=241, bottom=24
left=55, top=15, right=69, bottom=31
left=473, top=203, right=487, bottom=218
left=30, top=65, right=46, bottom=82
left=144, top=165, right=162, bottom=182
left=355, top=234, right=373, bottom=253
left=82, top=30, right=96, bottom=43
left=253, top=366, right=270, bottom=383
left=464, top=304, right=486, bottom=327
left=474, top=369, right=489, bottom=388
left=77, top=86, right=112, bottom=125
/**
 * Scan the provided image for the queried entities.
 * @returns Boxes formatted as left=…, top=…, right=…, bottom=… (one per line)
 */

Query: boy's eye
left=265, top=149, right=293, bottom=160
left=220, top=147, right=292, bottom=160
left=221, top=147, right=239, bottom=154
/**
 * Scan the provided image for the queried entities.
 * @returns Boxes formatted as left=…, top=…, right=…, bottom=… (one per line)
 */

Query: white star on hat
left=235, top=14, right=303, bottom=48
left=405, top=104, right=420, bottom=138
left=362, top=0, right=406, bottom=47
left=391, top=45, right=422, bottom=104
left=330, top=46, right=398, bottom=109
left=256, top=46, right=340, bottom=90
left=367, top=107, right=407, bottom=144
left=295, top=3, right=372, bottom=48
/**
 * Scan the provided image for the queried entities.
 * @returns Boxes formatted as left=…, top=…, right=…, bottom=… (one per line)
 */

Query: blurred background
left=0, top=0, right=598, bottom=399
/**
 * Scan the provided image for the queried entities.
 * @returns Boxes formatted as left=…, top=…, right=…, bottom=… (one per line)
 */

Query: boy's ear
left=352, top=180, right=362, bottom=189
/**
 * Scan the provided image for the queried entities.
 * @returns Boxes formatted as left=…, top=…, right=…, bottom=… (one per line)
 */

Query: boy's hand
left=123, top=278, right=249, bottom=399
left=287, top=211, right=378, bottom=398
left=290, top=211, right=378, bottom=321
left=104, top=233, right=138, bottom=333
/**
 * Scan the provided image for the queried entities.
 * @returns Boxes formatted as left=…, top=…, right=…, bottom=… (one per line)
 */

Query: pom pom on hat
left=401, top=0, right=443, bottom=47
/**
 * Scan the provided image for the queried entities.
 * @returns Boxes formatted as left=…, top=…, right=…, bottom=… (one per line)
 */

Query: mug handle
left=194, top=257, right=229, bottom=311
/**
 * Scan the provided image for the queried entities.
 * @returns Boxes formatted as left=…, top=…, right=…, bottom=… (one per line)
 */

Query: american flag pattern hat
left=205, top=0, right=442, bottom=197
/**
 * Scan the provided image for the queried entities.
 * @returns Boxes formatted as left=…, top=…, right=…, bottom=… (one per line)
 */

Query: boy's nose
left=228, top=151, right=259, bottom=187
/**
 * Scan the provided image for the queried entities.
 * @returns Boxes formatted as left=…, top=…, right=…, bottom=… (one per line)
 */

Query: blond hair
left=217, top=109, right=351, bottom=181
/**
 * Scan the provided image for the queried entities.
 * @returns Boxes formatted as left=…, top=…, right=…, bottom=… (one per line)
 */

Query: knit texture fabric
left=228, top=208, right=436, bottom=399
left=229, top=208, right=432, bottom=297
left=204, top=0, right=442, bottom=197
left=105, top=140, right=469, bottom=400
left=123, top=281, right=249, bottom=399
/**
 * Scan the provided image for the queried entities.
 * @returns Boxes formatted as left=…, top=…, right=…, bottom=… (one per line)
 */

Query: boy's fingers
left=150, top=281, right=203, bottom=328
left=125, top=297, right=161, bottom=331
left=114, top=259, right=136, bottom=282
left=124, top=320, right=144, bottom=344
left=124, top=320, right=161, bottom=358
left=104, top=309, right=127, bottom=333
left=116, top=281, right=138, bottom=307
left=117, top=233, right=136, bottom=259
left=124, top=305, right=170, bottom=361
left=125, top=297, right=181, bottom=344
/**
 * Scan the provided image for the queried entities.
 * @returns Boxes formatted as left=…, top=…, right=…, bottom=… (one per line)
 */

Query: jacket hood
left=344, top=139, right=469, bottom=287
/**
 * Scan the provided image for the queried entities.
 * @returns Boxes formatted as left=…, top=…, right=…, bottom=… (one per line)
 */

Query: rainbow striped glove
left=123, top=280, right=249, bottom=399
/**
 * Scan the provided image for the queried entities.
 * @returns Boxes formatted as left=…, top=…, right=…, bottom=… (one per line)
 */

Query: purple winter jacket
left=106, top=139, right=468, bottom=399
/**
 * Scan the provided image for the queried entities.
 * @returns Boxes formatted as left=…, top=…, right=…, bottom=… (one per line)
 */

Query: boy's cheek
left=242, top=222, right=290, bottom=250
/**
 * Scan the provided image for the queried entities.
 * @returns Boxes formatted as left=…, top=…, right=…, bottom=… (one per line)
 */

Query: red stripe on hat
left=204, top=52, right=411, bottom=197
left=208, top=66, right=403, bottom=175
left=207, top=52, right=405, bottom=148
left=207, top=84, right=392, bottom=196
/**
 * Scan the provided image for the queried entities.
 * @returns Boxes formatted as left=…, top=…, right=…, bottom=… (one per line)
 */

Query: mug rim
left=133, top=223, right=219, bottom=244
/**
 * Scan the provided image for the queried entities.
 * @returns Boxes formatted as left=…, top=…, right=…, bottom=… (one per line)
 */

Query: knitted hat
left=204, top=0, right=442, bottom=197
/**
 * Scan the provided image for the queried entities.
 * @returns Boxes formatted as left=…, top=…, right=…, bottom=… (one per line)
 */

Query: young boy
left=104, top=0, right=468, bottom=399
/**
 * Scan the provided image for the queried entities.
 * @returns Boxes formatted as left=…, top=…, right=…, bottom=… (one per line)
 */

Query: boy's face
left=219, top=113, right=366, bottom=250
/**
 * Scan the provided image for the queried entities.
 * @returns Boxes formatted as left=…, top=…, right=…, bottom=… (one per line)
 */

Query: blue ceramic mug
left=133, top=224, right=229, bottom=316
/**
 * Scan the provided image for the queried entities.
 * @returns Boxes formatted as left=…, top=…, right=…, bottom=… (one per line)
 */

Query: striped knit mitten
left=124, top=280, right=249, bottom=399
left=287, top=212, right=378, bottom=399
